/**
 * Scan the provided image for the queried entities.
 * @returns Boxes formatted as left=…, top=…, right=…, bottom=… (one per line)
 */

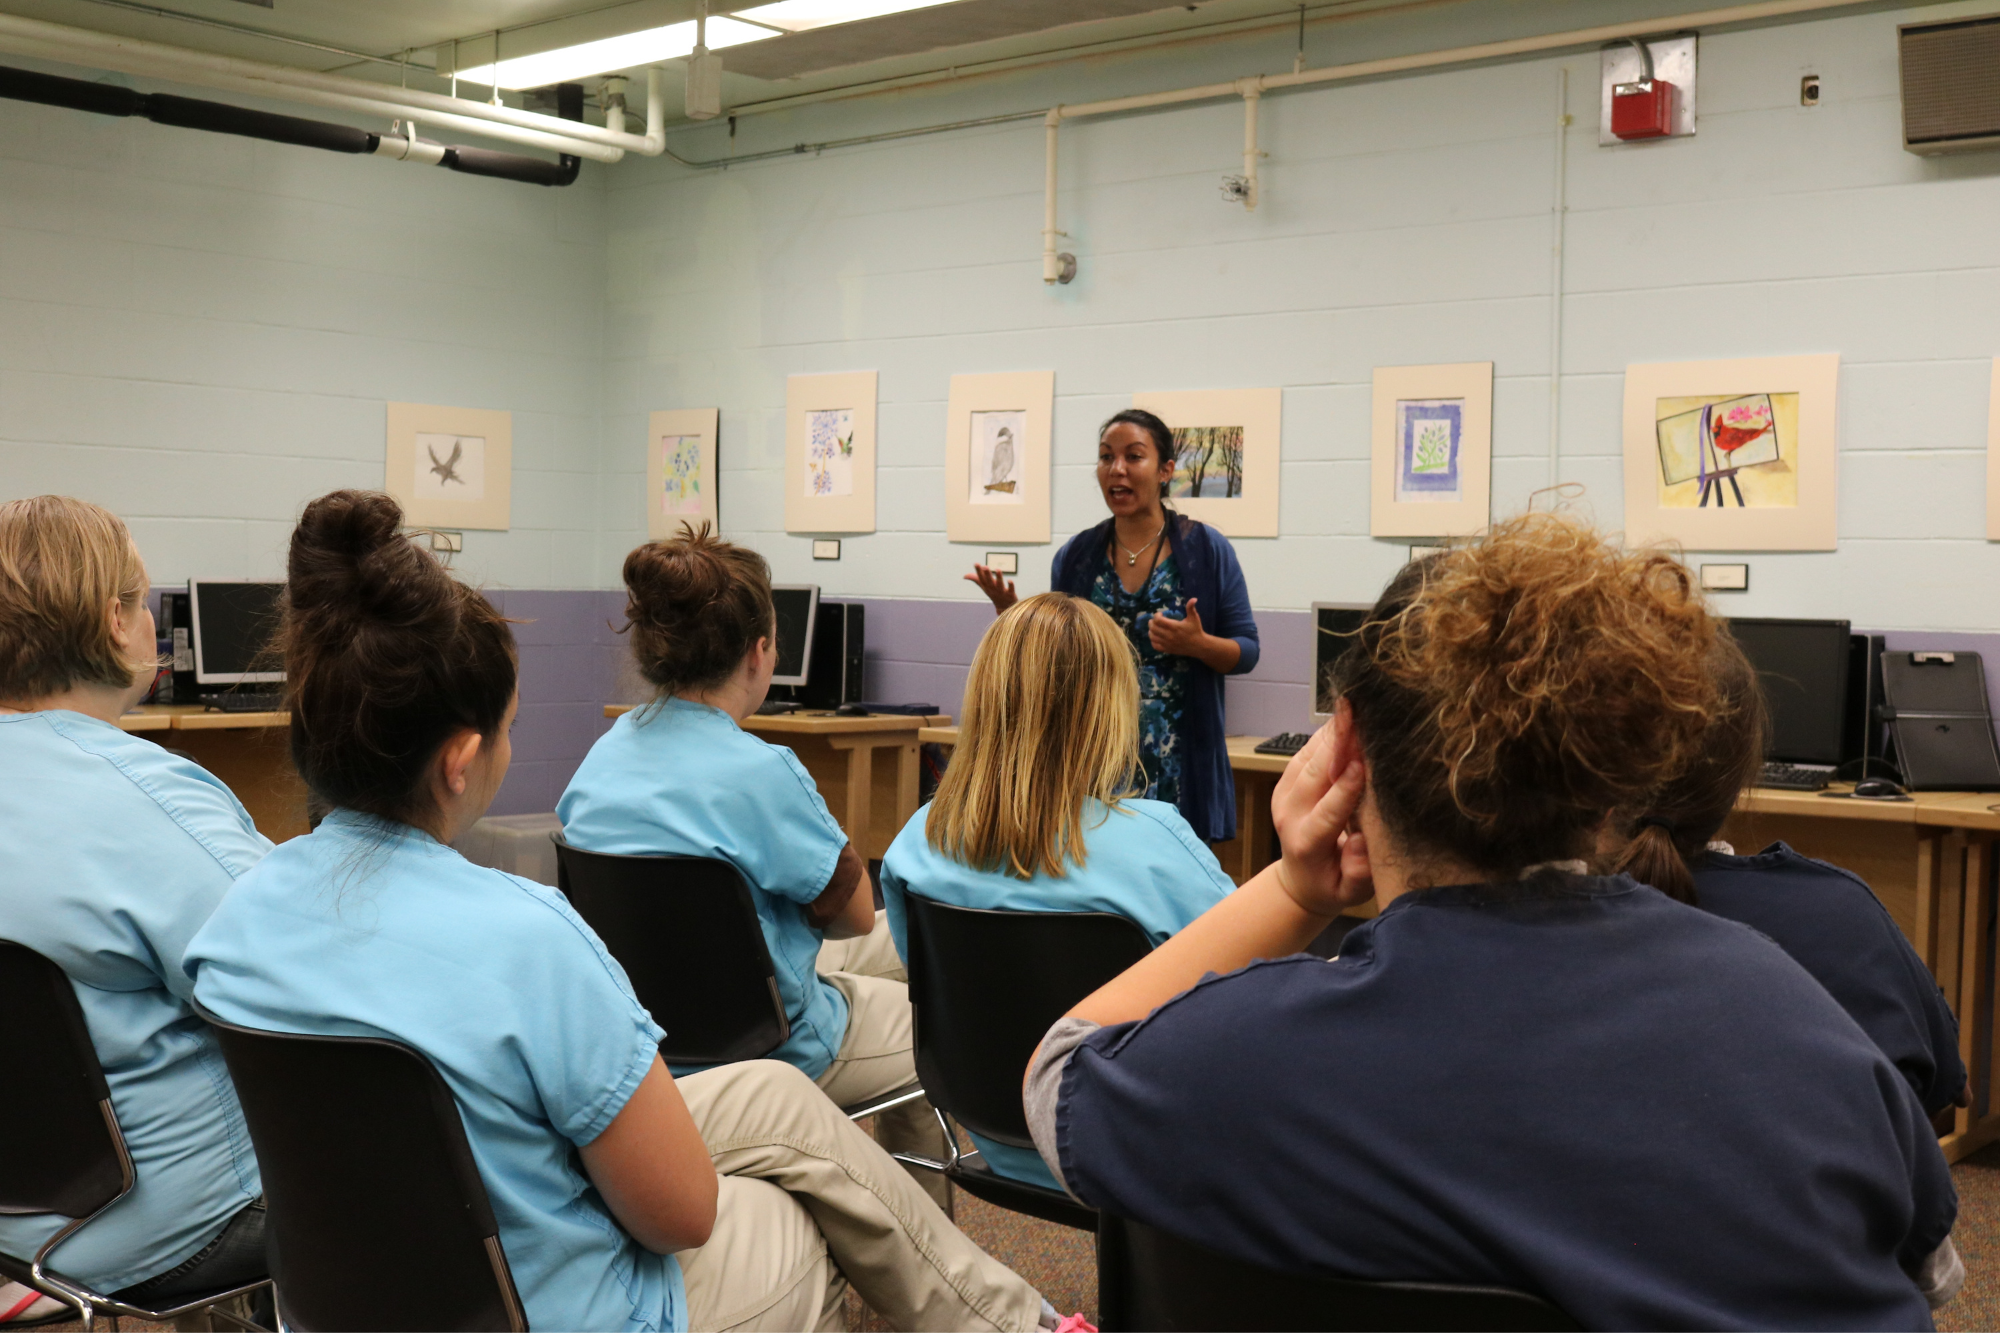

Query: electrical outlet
left=1800, top=74, right=1821, bottom=106
left=431, top=530, right=463, bottom=553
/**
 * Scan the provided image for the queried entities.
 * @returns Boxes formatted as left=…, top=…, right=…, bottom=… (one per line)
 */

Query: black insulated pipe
left=0, top=64, right=587, bottom=187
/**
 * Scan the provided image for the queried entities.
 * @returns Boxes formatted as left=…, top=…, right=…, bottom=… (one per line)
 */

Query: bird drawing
left=428, top=438, right=466, bottom=486
left=984, top=425, right=1017, bottom=494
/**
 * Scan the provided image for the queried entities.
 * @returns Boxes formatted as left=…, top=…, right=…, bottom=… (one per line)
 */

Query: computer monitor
left=188, top=581, right=285, bottom=686
left=1727, top=617, right=1852, bottom=766
left=1310, top=602, right=1373, bottom=724
left=770, top=585, right=820, bottom=688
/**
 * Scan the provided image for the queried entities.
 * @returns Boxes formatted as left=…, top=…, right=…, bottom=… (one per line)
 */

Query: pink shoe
left=1053, top=1316, right=1097, bottom=1333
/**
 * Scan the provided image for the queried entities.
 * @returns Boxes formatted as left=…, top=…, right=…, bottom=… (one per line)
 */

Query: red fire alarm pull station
left=1611, top=37, right=1678, bottom=140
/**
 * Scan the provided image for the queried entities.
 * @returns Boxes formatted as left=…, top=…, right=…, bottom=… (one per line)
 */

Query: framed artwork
left=1620, top=354, right=1839, bottom=551
left=384, top=402, right=512, bottom=530
left=785, top=371, right=877, bottom=534
left=1129, top=387, right=1282, bottom=537
left=945, top=371, right=1054, bottom=543
left=1369, top=363, right=1492, bottom=538
left=648, top=408, right=719, bottom=538
left=1988, top=359, right=2000, bottom=541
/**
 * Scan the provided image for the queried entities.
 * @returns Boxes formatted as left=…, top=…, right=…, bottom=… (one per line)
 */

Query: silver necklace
left=1116, top=521, right=1164, bottom=566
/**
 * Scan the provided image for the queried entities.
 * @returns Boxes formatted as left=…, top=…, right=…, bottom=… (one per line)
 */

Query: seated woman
left=559, top=526, right=943, bottom=1184
left=0, top=496, right=268, bottom=1321
left=1601, top=636, right=1968, bottom=1120
left=878, top=592, right=1234, bottom=1189
left=1027, top=517, right=1957, bottom=1331
left=187, top=491, right=1057, bottom=1333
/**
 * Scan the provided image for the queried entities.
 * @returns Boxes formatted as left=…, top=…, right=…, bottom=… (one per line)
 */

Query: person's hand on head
left=1148, top=596, right=1207, bottom=656
left=964, top=564, right=1018, bottom=613
left=1270, top=700, right=1373, bottom=917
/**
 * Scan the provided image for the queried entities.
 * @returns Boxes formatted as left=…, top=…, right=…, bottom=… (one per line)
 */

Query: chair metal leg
left=887, top=1104, right=959, bottom=1174
left=841, top=1080, right=929, bottom=1122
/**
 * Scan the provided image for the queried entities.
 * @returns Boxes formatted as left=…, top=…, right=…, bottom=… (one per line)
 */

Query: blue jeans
left=111, top=1200, right=267, bottom=1307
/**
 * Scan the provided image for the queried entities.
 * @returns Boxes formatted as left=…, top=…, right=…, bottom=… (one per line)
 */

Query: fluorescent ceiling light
left=730, top=0, right=962, bottom=34
left=456, top=17, right=774, bottom=89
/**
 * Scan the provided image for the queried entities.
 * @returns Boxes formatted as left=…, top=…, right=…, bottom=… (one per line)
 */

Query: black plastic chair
left=899, top=893, right=1154, bottom=1231
left=552, top=838, right=924, bottom=1121
left=0, top=940, right=272, bottom=1331
left=194, top=1005, right=527, bottom=1332
left=1097, top=1212, right=1581, bottom=1332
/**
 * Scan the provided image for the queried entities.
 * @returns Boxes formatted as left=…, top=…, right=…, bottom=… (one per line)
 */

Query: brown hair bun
left=282, top=490, right=516, bottom=826
left=623, top=523, right=775, bottom=698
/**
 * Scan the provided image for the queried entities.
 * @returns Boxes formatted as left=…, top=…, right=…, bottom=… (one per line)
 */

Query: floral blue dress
left=1088, top=551, right=1194, bottom=809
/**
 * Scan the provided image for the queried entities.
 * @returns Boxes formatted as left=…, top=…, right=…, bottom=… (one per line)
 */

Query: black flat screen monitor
left=188, top=581, right=285, bottom=685
left=1311, top=603, right=1373, bottom=723
left=770, top=585, right=820, bottom=687
left=1727, top=617, right=1852, bottom=766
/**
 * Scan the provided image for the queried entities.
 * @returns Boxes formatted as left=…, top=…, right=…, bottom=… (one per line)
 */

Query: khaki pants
left=676, top=1060, right=1044, bottom=1333
left=815, top=912, right=953, bottom=1208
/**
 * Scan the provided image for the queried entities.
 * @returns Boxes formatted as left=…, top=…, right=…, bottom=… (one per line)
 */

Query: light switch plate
left=1700, top=562, right=1749, bottom=591
left=984, top=551, right=1019, bottom=574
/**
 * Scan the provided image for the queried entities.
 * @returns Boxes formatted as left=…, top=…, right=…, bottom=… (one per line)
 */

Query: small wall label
left=812, top=539, right=842, bottom=561
left=984, top=551, right=1019, bottom=574
left=1700, top=562, right=1750, bottom=591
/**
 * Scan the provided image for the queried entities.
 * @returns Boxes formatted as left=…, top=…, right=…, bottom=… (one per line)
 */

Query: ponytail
left=1610, top=820, right=1698, bottom=905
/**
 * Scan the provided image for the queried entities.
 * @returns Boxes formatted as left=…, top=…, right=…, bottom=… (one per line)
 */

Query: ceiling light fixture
left=730, top=0, right=963, bottom=34
left=455, top=17, right=773, bottom=89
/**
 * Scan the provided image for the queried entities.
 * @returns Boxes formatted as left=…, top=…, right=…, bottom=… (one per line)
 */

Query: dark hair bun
left=288, top=490, right=441, bottom=628
left=623, top=523, right=774, bottom=697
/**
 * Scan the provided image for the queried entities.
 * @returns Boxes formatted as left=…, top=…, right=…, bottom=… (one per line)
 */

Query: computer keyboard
left=199, top=691, right=286, bottom=713
left=1758, top=761, right=1835, bottom=792
left=1253, top=732, right=1313, bottom=757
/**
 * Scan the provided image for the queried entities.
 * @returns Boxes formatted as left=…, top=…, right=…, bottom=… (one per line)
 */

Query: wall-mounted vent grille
left=1901, top=14, right=2000, bottom=154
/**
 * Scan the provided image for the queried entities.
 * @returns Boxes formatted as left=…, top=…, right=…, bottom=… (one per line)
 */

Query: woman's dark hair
left=282, top=490, right=517, bottom=826
left=1603, top=635, right=1769, bottom=903
left=1098, top=409, right=1176, bottom=500
left=623, top=522, right=775, bottom=698
left=1335, top=515, right=1722, bottom=880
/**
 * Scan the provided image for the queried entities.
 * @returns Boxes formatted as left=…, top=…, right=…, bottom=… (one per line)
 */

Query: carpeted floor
left=36, top=1142, right=2000, bottom=1331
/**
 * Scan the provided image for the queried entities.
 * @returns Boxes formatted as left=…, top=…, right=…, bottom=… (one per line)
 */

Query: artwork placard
left=1621, top=355, right=1838, bottom=551
left=946, top=372, right=1054, bottom=543
left=385, top=402, right=511, bottom=530
left=1370, top=364, right=1492, bottom=537
left=786, top=372, right=877, bottom=534
left=647, top=408, right=718, bottom=539
left=1130, top=388, right=1282, bottom=537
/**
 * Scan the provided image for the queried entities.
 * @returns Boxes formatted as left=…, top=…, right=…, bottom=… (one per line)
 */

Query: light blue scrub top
left=559, top=699, right=852, bottom=1079
left=878, top=796, right=1234, bottom=1189
left=0, top=711, right=267, bottom=1291
left=186, top=810, right=680, bottom=1333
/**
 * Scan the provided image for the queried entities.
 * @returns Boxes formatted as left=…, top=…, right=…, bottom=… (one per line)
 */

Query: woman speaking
left=966, top=409, right=1259, bottom=843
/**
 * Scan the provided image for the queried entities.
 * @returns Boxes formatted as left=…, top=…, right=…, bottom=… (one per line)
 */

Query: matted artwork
left=1986, top=359, right=2000, bottom=542
left=647, top=408, right=718, bottom=538
left=946, top=372, right=1053, bottom=543
left=1130, top=388, right=1281, bottom=537
left=385, top=402, right=512, bottom=530
left=785, top=371, right=877, bottom=534
left=1621, top=355, right=1838, bottom=551
left=1370, top=364, right=1491, bottom=537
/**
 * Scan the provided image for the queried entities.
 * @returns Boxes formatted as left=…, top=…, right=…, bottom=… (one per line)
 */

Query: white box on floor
left=453, top=812, right=563, bottom=887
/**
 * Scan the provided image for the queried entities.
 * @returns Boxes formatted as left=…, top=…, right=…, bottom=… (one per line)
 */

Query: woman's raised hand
left=964, top=564, right=1018, bottom=613
left=1270, top=702, right=1373, bottom=916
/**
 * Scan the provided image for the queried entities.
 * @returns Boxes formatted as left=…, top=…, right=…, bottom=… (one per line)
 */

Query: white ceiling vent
left=1900, top=13, right=2000, bottom=154
left=725, top=0, right=1187, bottom=80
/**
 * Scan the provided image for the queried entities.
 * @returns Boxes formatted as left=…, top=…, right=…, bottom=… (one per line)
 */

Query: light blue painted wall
left=601, top=0, right=2000, bottom=635
left=0, top=56, right=611, bottom=591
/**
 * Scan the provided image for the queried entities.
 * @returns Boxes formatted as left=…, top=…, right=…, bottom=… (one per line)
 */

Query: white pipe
left=1239, top=82, right=1261, bottom=211
left=0, top=13, right=653, bottom=160
left=1038, top=0, right=1885, bottom=282
left=1042, top=106, right=1062, bottom=284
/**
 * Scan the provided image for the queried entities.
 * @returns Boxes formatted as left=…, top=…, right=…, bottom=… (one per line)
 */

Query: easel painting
left=1654, top=392, right=1798, bottom=509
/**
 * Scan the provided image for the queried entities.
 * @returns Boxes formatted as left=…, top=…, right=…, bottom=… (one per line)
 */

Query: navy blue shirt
left=1692, top=842, right=1965, bottom=1115
left=1055, top=875, right=1953, bottom=1331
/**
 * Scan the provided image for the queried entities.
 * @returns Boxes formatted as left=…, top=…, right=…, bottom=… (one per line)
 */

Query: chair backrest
left=196, top=1007, right=527, bottom=1332
left=902, top=894, right=1152, bottom=1149
left=553, top=839, right=789, bottom=1066
left=0, top=941, right=131, bottom=1223
left=1097, top=1212, right=1581, bottom=1333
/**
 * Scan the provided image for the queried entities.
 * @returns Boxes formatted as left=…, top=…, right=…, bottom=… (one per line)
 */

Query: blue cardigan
left=1052, top=513, right=1259, bottom=842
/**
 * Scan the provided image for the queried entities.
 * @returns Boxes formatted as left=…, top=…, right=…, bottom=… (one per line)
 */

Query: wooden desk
left=605, top=707, right=951, bottom=860
left=115, top=705, right=307, bottom=842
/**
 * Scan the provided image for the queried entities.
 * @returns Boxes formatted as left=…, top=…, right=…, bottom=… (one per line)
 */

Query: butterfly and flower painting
left=1654, top=392, right=1798, bottom=508
left=805, top=408, right=856, bottom=498
left=661, top=434, right=703, bottom=515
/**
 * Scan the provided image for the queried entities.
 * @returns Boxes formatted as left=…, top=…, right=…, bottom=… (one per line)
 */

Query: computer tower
left=158, top=589, right=196, bottom=704
left=799, top=602, right=865, bottom=710
left=1842, top=633, right=1890, bottom=775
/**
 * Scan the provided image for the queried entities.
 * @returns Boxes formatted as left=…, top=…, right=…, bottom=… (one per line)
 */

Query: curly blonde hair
left=1337, top=514, right=1721, bottom=877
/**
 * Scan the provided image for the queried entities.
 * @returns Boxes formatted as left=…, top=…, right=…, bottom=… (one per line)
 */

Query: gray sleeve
left=1919, top=1235, right=1964, bottom=1309
left=1024, top=1015, right=1103, bottom=1198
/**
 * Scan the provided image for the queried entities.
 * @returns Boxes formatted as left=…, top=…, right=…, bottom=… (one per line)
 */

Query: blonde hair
left=0, top=495, right=150, bottom=701
left=926, top=593, right=1140, bottom=880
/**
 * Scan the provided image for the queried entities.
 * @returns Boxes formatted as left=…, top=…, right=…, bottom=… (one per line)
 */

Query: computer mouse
left=832, top=703, right=871, bottom=718
left=1852, top=776, right=1908, bottom=799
